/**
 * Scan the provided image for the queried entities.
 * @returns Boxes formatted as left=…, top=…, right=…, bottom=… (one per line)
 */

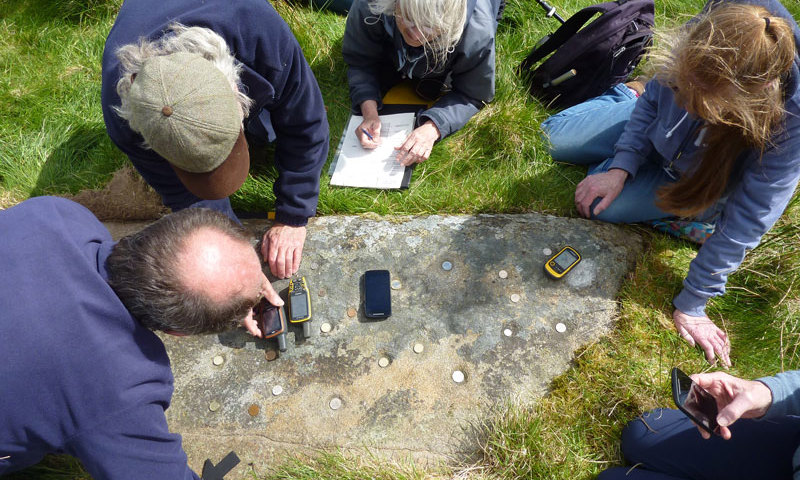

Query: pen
left=361, top=128, right=375, bottom=141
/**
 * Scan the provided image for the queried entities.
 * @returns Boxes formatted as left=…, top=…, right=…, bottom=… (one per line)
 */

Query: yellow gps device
left=544, top=246, right=581, bottom=279
left=288, top=276, right=313, bottom=339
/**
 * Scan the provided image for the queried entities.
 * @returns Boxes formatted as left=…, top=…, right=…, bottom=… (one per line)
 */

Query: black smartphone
left=671, top=367, right=720, bottom=435
left=364, top=270, right=391, bottom=319
left=256, top=299, right=286, bottom=339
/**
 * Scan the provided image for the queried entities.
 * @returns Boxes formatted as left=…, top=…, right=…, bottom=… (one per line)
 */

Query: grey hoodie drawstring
left=665, top=111, right=689, bottom=138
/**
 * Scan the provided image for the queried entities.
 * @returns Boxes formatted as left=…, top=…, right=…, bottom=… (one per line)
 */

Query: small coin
left=310, top=262, right=318, bottom=270
left=556, top=322, right=567, bottom=333
left=498, top=270, right=508, bottom=279
left=503, top=328, right=513, bottom=337
left=391, top=280, right=402, bottom=290
left=452, top=370, right=465, bottom=383
left=510, top=293, right=521, bottom=303
left=329, top=397, right=343, bottom=410
left=208, top=401, right=221, bottom=412
left=212, top=355, right=224, bottom=366
left=543, top=248, right=552, bottom=256
left=413, top=343, right=424, bottom=354
left=378, top=357, right=390, bottom=368
left=248, top=404, right=260, bottom=417
left=320, top=322, right=332, bottom=333
left=264, top=349, right=278, bottom=362
left=347, top=307, right=357, bottom=318
left=272, top=385, right=283, bottom=396
left=441, top=261, right=453, bottom=271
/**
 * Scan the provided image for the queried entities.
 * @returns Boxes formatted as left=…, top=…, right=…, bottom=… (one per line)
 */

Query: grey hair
left=369, top=0, right=467, bottom=68
left=114, top=23, right=253, bottom=127
left=106, top=208, right=257, bottom=335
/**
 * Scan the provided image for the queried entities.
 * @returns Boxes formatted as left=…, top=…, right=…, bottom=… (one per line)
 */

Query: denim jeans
left=597, top=409, right=800, bottom=480
left=540, top=84, right=679, bottom=224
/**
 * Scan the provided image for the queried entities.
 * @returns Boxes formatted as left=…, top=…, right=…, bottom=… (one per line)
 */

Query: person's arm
left=66, top=403, right=199, bottom=480
left=673, top=135, right=800, bottom=318
left=230, top=3, right=329, bottom=276
left=416, top=31, right=496, bottom=140
left=571, top=81, right=664, bottom=216
left=608, top=79, right=661, bottom=178
left=261, top=40, right=328, bottom=277
left=758, top=370, right=800, bottom=419
left=670, top=131, right=800, bottom=365
left=342, top=0, right=390, bottom=113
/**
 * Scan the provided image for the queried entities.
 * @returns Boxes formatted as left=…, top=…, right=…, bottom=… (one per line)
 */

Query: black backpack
left=518, top=0, right=654, bottom=110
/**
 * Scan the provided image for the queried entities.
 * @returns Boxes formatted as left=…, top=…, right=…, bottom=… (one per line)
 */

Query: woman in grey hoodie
left=343, top=0, right=503, bottom=165
left=542, top=0, right=800, bottom=368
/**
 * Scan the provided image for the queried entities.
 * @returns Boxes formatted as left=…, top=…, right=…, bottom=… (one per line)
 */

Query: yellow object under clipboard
left=382, top=82, right=434, bottom=107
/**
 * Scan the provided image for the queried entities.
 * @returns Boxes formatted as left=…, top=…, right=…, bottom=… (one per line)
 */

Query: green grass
left=2, top=0, right=799, bottom=479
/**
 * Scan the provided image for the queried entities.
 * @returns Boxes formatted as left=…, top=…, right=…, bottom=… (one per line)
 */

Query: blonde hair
left=648, top=3, right=795, bottom=216
left=115, top=23, right=253, bottom=126
left=369, top=0, right=467, bottom=68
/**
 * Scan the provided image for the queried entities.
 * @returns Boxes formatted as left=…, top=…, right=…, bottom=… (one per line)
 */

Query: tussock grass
left=2, top=0, right=799, bottom=479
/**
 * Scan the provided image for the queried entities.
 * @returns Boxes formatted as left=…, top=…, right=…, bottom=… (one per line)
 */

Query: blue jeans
left=598, top=409, right=800, bottom=480
left=541, top=84, right=676, bottom=224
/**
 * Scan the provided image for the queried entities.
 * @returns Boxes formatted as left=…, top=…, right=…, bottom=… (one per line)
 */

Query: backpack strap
left=520, top=1, right=621, bottom=72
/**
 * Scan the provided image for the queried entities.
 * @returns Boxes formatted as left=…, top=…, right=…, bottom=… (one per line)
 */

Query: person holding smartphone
left=0, top=197, right=282, bottom=478
left=541, top=0, right=800, bottom=368
left=598, top=370, right=800, bottom=479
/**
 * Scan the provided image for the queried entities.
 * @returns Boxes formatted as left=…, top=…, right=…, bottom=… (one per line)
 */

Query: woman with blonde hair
left=541, top=0, right=800, bottom=368
left=343, top=0, right=504, bottom=165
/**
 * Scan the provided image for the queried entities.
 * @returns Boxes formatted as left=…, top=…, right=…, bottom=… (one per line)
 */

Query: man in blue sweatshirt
left=0, top=196, right=282, bottom=478
left=598, top=369, right=800, bottom=479
left=101, top=0, right=329, bottom=280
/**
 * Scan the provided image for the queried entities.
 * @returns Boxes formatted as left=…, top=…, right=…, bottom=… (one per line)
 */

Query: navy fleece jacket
left=610, top=0, right=800, bottom=317
left=101, top=0, right=329, bottom=226
left=0, top=197, right=197, bottom=479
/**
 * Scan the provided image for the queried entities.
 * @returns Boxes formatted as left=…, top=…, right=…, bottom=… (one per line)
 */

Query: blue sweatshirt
left=342, top=0, right=502, bottom=139
left=0, top=197, right=197, bottom=479
left=101, top=0, right=329, bottom=226
left=760, top=371, right=800, bottom=419
left=610, top=0, right=800, bottom=317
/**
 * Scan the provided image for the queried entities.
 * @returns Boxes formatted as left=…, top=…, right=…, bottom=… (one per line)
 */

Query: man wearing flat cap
left=101, top=0, right=329, bottom=281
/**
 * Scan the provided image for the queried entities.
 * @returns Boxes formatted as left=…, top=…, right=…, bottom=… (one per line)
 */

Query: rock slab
left=107, top=213, right=642, bottom=477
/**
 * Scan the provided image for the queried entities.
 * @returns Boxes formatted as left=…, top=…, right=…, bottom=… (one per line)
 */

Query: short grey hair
left=114, top=23, right=254, bottom=127
left=369, top=0, right=467, bottom=67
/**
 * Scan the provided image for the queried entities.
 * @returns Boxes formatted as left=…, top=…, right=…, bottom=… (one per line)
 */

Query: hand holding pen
left=357, top=100, right=382, bottom=150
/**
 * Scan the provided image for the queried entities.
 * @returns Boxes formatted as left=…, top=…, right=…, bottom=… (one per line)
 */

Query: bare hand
left=241, top=279, right=283, bottom=338
left=357, top=100, right=381, bottom=149
left=261, top=224, right=307, bottom=279
left=357, top=117, right=381, bottom=149
left=691, top=371, right=772, bottom=440
left=574, top=168, right=628, bottom=218
left=395, top=121, right=440, bottom=166
left=673, top=309, right=731, bottom=367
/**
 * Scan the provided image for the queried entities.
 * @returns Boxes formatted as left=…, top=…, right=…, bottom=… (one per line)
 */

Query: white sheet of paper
left=330, top=112, right=416, bottom=189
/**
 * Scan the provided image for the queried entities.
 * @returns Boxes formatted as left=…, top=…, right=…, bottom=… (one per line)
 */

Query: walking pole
left=535, top=0, right=566, bottom=24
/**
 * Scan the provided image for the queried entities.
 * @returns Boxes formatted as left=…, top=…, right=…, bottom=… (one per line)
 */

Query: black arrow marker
left=201, top=451, right=240, bottom=480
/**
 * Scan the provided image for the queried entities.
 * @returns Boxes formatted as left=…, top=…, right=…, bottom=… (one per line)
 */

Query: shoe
left=648, top=219, right=715, bottom=244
